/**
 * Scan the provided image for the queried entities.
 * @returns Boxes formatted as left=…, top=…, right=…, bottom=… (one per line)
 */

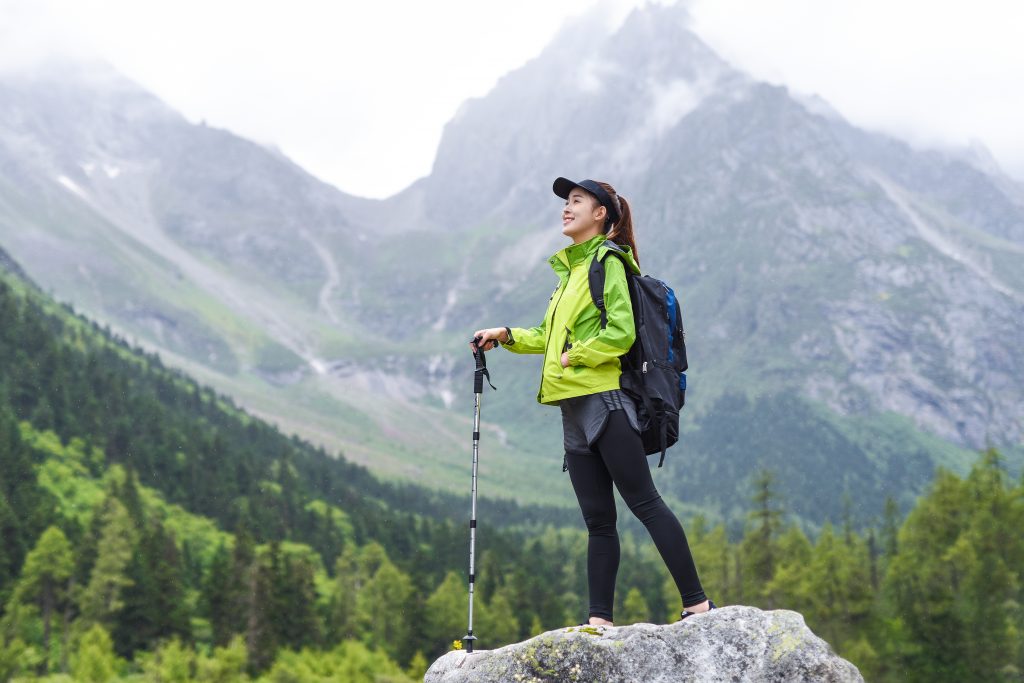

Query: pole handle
left=470, top=337, right=497, bottom=392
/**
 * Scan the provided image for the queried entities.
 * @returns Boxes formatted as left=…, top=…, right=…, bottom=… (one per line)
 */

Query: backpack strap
left=625, top=366, right=667, bottom=468
left=588, top=241, right=628, bottom=330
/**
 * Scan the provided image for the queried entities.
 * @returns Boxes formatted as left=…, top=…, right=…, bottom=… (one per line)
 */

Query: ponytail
left=596, top=181, right=640, bottom=267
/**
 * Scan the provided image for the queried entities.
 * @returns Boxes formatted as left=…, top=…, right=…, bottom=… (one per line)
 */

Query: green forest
left=1, top=261, right=1022, bottom=682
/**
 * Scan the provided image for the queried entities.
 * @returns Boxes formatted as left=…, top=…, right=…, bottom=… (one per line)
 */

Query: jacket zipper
left=539, top=269, right=571, bottom=401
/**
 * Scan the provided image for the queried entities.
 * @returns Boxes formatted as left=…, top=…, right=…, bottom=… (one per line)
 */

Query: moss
left=771, top=630, right=806, bottom=662
left=575, top=626, right=605, bottom=636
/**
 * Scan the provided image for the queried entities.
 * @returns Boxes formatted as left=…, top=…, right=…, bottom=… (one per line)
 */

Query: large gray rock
left=425, top=606, right=863, bottom=683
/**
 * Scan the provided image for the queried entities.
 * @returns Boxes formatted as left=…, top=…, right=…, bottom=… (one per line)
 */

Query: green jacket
left=504, top=234, right=641, bottom=405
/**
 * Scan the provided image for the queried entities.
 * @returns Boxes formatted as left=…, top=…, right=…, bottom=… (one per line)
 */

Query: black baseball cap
left=553, top=177, right=620, bottom=225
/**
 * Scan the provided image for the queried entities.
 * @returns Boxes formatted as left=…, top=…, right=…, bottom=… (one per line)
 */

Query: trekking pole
left=462, top=337, right=496, bottom=653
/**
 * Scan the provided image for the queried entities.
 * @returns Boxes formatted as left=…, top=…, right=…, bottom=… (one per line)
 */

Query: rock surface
left=425, top=606, right=863, bottom=683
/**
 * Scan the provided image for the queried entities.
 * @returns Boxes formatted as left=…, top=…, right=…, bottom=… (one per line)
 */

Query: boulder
left=426, top=605, right=862, bottom=682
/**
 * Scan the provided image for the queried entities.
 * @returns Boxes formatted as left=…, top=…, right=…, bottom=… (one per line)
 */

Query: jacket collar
left=550, top=234, right=608, bottom=272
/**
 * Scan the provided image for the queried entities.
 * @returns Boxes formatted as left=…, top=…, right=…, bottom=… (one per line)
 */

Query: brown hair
left=594, top=181, right=639, bottom=267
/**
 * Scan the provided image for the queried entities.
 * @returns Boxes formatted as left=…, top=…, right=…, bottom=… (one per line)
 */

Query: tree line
left=2, top=255, right=1022, bottom=681
left=2, top=432, right=1020, bottom=681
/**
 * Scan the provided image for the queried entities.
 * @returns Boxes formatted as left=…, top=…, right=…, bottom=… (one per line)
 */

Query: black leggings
left=565, top=410, right=706, bottom=620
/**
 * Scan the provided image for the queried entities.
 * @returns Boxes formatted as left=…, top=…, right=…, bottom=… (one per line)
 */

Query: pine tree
left=356, top=552, right=415, bottom=664
left=739, top=469, right=783, bottom=606
left=802, top=523, right=872, bottom=648
left=478, top=585, right=519, bottom=649
left=204, top=541, right=237, bottom=646
left=880, top=466, right=974, bottom=679
left=140, top=637, right=194, bottom=683
left=328, top=543, right=360, bottom=642
left=273, top=549, right=322, bottom=650
left=71, top=623, right=123, bottom=683
left=2, top=526, right=74, bottom=674
left=0, top=404, right=52, bottom=590
left=243, top=549, right=277, bottom=675
left=763, top=525, right=813, bottom=614
left=115, top=519, right=191, bottom=656
left=195, top=635, right=247, bottom=683
left=620, top=587, right=650, bottom=625
left=77, top=498, right=136, bottom=633
left=424, top=571, right=467, bottom=658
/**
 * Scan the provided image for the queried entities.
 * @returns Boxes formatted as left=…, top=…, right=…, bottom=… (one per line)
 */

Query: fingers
left=469, top=330, right=498, bottom=352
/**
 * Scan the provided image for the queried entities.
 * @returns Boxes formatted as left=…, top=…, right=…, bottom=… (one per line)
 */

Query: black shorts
left=560, top=389, right=641, bottom=456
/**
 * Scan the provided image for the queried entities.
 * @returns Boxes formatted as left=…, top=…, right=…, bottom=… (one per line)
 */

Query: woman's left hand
left=561, top=352, right=570, bottom=368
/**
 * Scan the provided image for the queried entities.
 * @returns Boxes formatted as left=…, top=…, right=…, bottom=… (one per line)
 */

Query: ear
left=593, top=204, right=607, bottom=222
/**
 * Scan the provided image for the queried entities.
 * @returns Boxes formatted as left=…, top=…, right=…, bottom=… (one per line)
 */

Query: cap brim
left=552, top=177, right=579, bottom=199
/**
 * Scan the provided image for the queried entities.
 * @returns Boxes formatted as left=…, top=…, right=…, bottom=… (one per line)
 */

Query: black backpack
left=588, top=242, right=687, bottom=467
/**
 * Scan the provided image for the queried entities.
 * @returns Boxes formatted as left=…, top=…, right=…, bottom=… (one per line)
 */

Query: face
left=561, top=188, right=607, bottom=243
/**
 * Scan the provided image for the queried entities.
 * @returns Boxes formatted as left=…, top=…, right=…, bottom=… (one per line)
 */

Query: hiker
left=471, top=178, right=714, bottom=627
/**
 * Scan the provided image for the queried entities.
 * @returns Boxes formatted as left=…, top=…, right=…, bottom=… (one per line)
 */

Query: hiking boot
left=680, top=599, right=717, bottom=620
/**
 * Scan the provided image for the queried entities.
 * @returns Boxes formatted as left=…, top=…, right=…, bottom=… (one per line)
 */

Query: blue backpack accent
left=588, top=242, right=687, bottom=467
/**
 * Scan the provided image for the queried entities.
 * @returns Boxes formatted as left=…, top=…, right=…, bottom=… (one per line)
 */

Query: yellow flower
left=452, top=639, right=463, bottom=650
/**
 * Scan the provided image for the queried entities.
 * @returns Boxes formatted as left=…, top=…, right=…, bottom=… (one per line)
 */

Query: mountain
left=1, top=4, right=1022, bottom=525
left=0, top=58, right=567, bottom=507
left=0, top=244, right=585, bottom=673
left=3, top=242, right=1021, bottom=683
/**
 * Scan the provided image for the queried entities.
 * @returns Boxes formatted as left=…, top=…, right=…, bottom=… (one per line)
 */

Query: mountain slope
left=0, top=4, right=1021, bottom=523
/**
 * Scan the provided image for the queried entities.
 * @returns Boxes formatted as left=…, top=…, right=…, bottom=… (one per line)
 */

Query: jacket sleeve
left=503, top=316, right=547, bottom=354
left=566, top=255, right=635, bottom=368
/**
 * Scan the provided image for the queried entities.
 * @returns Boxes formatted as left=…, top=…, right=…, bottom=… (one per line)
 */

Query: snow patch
left=431, top=287, right=459, bottom=332
left=439, top=388, right=454, bottom=409
left=56, top=175, right=87, bottom=198
left=432, top=262, right=470, bottom=332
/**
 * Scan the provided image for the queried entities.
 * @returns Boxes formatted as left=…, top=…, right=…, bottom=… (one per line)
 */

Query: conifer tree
left=477, top=585, right=519, bottom=649
left=803, top=523, right=872, bottom=648
left=620, top=587, right=650, bottom=625
left=204, top=541, right=236, bottom=646
left=140, top=637, right=194, bottom=683
left=763, top=525, right=813, bottom=614
left=739, top=469, right=783, bottom=606
left=195, top=635, right=247, bottom=683
left=2, top=526, right=74, bottom=673
left=356, top=552, right=414, bottom=664
left=0, top=405, right=52, bottom=590
left=77, top=498, right=136, bottom=633
left=115, top=520, right=191, bottom=656
left=328, top=543, right=360, bottom=642
left=424, top=571, right=466, bottom=657
left=243, top=549, right=277, bottom=675
left=273, top=548, right=322, bottom=650
left=71, top=623, right=122, bottom=683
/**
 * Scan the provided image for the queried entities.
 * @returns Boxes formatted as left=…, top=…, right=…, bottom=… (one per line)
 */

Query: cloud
left=0, top=0, right=94, bottom=72
left=688, top=0, right=1024, bottom=181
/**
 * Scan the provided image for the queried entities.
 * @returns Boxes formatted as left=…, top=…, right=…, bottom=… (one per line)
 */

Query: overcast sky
left=2, top=0, right=1023, bottom=198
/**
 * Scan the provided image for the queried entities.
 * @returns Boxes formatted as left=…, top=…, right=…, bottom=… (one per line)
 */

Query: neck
left=571, top=228, right=603, bottom=245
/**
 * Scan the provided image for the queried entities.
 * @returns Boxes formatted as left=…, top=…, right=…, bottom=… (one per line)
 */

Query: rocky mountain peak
left=405, top=2, right=744, bottom=232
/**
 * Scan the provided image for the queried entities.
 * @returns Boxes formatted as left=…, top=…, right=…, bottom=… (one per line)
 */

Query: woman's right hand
left=470, top=327, right=508, bottom=352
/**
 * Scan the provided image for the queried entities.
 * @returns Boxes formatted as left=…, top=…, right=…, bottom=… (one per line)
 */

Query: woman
left=471, top=177, right=715, bottom=627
